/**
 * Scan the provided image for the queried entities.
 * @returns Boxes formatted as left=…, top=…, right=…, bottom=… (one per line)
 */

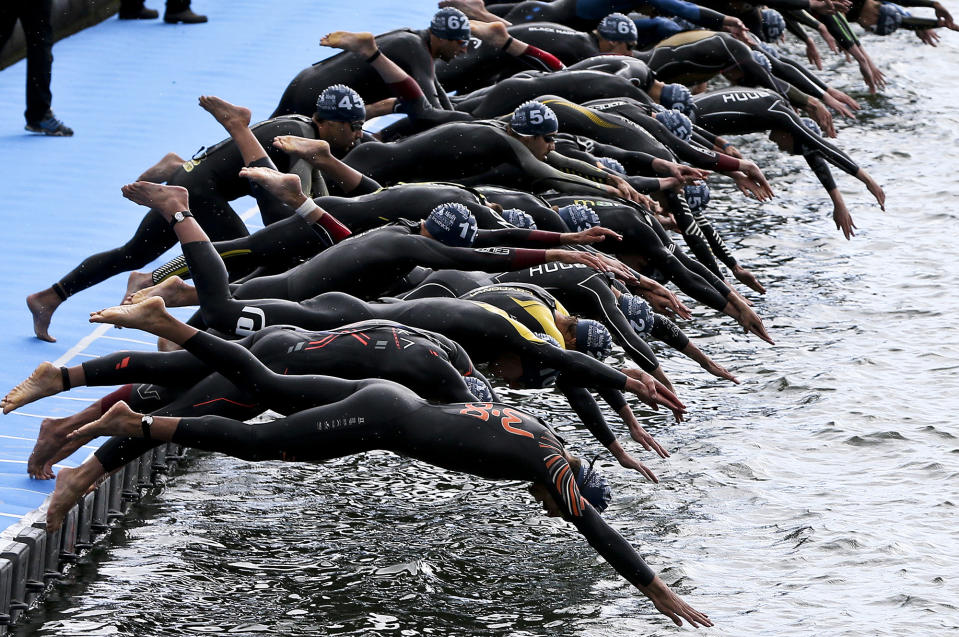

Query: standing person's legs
left=19, top=0, right=71, bottom=135
left=164, top=0, right=207, bottom=24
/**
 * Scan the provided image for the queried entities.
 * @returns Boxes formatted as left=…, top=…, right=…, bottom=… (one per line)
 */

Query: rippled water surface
left=17, top=26, right=959, bottom=637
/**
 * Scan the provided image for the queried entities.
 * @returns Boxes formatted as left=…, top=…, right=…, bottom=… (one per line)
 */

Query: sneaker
left=163, top=9, right=207, bottom=23
left=119, top=6, right=160, bottom=19
left=25, top=113, right=74, bottom=137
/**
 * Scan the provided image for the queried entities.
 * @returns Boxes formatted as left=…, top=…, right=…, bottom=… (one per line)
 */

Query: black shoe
left=118, top=6, right=159, bottom=19
left=25, top=113, right=74, bottom=137
left=163, top=9, right=207, bottom=23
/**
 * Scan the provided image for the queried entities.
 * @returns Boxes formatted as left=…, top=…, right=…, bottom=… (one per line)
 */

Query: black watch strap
left=141, top=415, right=154, bottom=440
left=170, top=210, right=193, bottom=226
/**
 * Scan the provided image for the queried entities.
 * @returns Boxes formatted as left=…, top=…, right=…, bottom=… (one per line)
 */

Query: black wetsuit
left=273, top=29, right=453, bottom=118
left=490, top=0, right=727, bottom=32
left=341, top=119, right=616, bottom=195
left=692, top=87, right=861, bottom=192
left=225, top=222, right=570, bottom=304
left=98, top=328, right=659, bottom=591
left=51, top=116, right=320, bottom=302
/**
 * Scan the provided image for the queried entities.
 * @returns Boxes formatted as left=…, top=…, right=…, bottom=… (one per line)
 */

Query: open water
left=6, top=7, right=959, bottom=637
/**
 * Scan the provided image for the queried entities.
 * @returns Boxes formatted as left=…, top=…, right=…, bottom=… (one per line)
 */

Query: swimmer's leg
left=137, top=151, right=186, bottom=183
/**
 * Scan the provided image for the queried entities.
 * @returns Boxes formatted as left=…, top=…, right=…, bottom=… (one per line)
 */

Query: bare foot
left=320, top=31, right=377, bottom=57
left=238, top=165, right=306, bottom=207
left=129, top=276, right=198, bottom=307
left=89, top=297, right=171, bottom=332
left=2, top=362, right=62, bottom=414
left=468, top=19, right=509, bottom=47
left=273, top=135, right=332, bottom=166
left=198, top=95, right=252, bottom=132
left=137, top=152, right=186, bottom=183
left=157, top=337, right=183, bottom=352
left=439, top=0, right=508, bottom=23
left=123, top=271, right=155, bottom=304
left=46, top=465, right=93, bottom=532
left=67, top=401, right=141, bottom=442
left=26, top=288, right=62, bottom=342
left=29, top=415, right=82, bottom=479
left=121, top=181, right=190, bottom=217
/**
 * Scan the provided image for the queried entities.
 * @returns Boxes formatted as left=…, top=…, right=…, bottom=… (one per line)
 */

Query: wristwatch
left=141, top=414, right=154, bottom=440
left=171, top=210, right=193, bottom=225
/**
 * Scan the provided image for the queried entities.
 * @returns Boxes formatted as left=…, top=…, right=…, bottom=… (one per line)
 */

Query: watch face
left=174, top=212, right=184, bottom=222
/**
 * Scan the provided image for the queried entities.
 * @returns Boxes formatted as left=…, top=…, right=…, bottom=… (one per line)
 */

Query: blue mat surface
left=0, top=0, right=436, bottom=531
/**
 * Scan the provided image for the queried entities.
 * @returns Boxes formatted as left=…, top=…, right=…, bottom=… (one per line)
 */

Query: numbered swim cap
left=510, top=101, right=559, bottom=136
left=314, top=84, right=365, bottom=122
left=425, top=202, right=478, bottom=247
left=597, top=156, right=626, bottom=175
left=597, top=13, right=638, bottom=43
left=874, top=3, right=905, bottom=35
left=575, top=318, right=613, bottom=360
left=684, top=182, right=710, bottom=213
left=618, top=293, right=654, bottom=337
left=430, top=7, right=471, bottom=41
left=799, top=116, right=822, bottom=137
left=760, top=9, right=786, bottom=42
left=519, top=332, right=561, bottom=388
left=576, top=460, right=613, bottom=512
left=500, top=207, right=537, bottom=229
left=464, top=376, right=494, bottom=402
left=660, top=83, right=694, bottom=117
left=557, top=203, right=600, bottom=232
left=655, top=109, right=692, bottom=141
left=751, top=49, right=773, bottom=73
left=757, top=40, right=781, bottom=59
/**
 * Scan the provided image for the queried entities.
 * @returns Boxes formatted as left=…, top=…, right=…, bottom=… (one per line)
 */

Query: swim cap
left=654, top=109, right=692, bottom=141
left=759, top=9, right=786, bottom=42
left=574, top=318, right=613, bottom=360
left=424, top=202, right=478, bottom=247
left=597, top=156, right=626, bottom=175
left=684, top=182, right=710, bottom=213
left=618, top=293, right=654, bottom=337
left=315, top=84, right=365, bottom=122
left=510, top=101, right=559, bottom=136
left=500, top=207, right=537, bottom=229
left=575, top=460, right=612, bottom=512
left=660, top=83, right=694, bottom=117
left=799, top=116, right=822, bottom=137
left=430, top=7, right=471, bottom=41
left=751, top=49, right=773, bottom=73
left=464, top=376, right=494, bottom=402
left=557, top=203, right=600, bottom=232
left=874, top=3, right=904, bottom=34
left=757, top=40, right=781, bottom=59
left=597, top=13, right=638, bottom=43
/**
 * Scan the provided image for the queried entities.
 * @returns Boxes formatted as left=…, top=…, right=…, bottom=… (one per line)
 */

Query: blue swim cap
left=597, top=12, right=638, bottom=43
left=500, top=207, right=537, bottom=229
left=618, top=293, right=654, bottom=337
left=424, top=202, right=478, bottom=247
left=655, top=109, right=692, bottom=141
left=874, top=3, right=904, bottom=35
left=510, top=101, right=559, bottom=136
left=315, top=84, right=365, bottom=122
left=597, top=156, right=626, bottom=175
left=799, top=116, right=822, bottom=137
left=430, top=7, right=471, bottom=41
left=660, top=83, right=694, bottom=117
left=760, top=9, right=786, bottom=42
left=757, top=40, right=781, bottom=59
left=575, top=460, right=612, bottom=513
left=751, top=49, right=773, bottom=73
left=557, top=203, right=600, bottom=232
left=574, top=318, right=613, bottom=360
left=464, top=376, right=494, bottom=402
left=684, top=182, right=710, bottom=213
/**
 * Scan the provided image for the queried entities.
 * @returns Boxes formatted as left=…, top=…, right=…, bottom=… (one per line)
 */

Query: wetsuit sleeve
left=569, top=506, right=656, bottom=588
left=821, top=13, right=860, bottom=50
left=552, top=145, right=664, bottom=192
left=650, top=242, right=731, bottom=311
left=545, top=151, right=616, bottom=185
left=647, top=0, right=727, bottom=29
left=578, top=139, right=658, bottom=175
left=413, top=238, right=552, bottom=272
left=557, top=378, right=617, bottom=447
left=804, top=152, right=838, bottom=191
left=784, top=12, right=815, bottom=43
left=776, top=54, right=829, bottom=92
left=597, top=388, right=628, bottom=413
left=664, top=189, right=724, bottom=276
left=523, top=341, right=630, bottom=391
left=474, top=228, right=564, bottom=247
left=901, top=16, right=941, bottom=29
left=649, top=314, right=690, bottom=351
left=768, top=55, right=825, bottom=98
left=520, top=46, right=564, bottom=71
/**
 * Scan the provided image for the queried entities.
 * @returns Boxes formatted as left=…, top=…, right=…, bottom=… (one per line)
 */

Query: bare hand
left=610, top=441, right=660, bottom=482
left=640, top=576, right=714, bottom=628
left=916, top=28, right=941, bottom=46
left=564, top=226, right=622, bottom=245
left=636, top=279, right=692, bottom=320
left=622, top=368, right=686, bottom=420
left=627, top=419, right=671, bottom=458
left=722, top=15, right=752, bottom=43
left=805, top=39, right=824, bottom=70
left=732, top=264, right=766, bottom=294
left=806, top=98, right=836, bottom=137
left=833, top=199, right=857, bottom=239
left=737, top=303, right=775, bottom=344
left=822, top=92, right=856, bottom=119
left=827, top=87, right=861, bottom=112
